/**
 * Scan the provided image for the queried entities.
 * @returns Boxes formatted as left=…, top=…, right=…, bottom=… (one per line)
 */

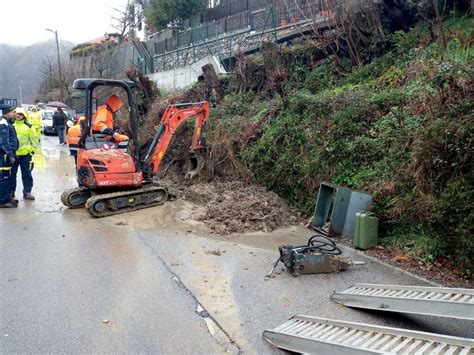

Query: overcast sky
left=0, top=0, right=129, bottom=46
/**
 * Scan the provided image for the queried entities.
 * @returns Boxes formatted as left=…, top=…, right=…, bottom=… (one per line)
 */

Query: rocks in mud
left=183, top=181, right=301, bottom=235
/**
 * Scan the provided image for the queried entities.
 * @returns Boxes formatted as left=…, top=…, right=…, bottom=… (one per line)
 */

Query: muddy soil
left=159, top=173, right=473, bottom=287
left=166, top=180, right=303, bottom=235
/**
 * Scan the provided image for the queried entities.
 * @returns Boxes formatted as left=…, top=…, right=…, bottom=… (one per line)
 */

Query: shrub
left=203, top=17, right=474, bottom=273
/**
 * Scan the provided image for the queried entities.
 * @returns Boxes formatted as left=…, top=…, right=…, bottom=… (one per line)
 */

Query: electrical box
left=312, top=182, right=372, bottom=239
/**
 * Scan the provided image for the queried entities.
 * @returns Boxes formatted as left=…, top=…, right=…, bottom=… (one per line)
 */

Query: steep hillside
left=221, top=17, right=473, bottom=277
left=143, top=16, right=472, bottom=282
left=0, top=40, right=74, bottom=103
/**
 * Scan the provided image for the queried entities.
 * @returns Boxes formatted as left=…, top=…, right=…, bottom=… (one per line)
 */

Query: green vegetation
left=70, top=40, right=117, bottom=59
left=210, top=16, right=473, bottom=275
left=145, top=0, right=207, bottom=30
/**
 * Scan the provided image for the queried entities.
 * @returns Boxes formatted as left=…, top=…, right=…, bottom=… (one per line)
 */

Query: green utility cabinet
left=354, top=212, right=379, bottom=250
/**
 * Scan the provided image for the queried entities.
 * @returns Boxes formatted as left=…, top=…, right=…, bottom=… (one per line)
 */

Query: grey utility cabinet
left=312, top=182, right=372, bottom=239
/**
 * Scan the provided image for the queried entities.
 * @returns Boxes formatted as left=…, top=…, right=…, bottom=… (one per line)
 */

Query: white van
left=40, top=109, right=57, bottom=135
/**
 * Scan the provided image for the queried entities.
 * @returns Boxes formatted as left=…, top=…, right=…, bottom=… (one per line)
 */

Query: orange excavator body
left=76, top=101, right=209, bottom=190
left=77, top=148, right=143, bottom=188
left=61, top=78, right=209, bottom=217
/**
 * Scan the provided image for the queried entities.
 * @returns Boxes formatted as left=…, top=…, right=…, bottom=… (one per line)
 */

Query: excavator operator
left=92, top=94, right=129, bottom=143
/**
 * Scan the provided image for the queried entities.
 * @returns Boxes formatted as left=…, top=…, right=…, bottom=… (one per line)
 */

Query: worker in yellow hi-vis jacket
left=28, top=106, right=42, bottom=141
left=12, top=108, right=38, bottom=201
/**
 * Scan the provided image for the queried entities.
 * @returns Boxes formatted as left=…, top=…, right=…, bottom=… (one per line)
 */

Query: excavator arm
left=142, top=101, right=210, bottom=181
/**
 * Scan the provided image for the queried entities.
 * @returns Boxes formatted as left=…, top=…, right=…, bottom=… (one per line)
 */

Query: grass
left=208, top=16, right=473, bottom=276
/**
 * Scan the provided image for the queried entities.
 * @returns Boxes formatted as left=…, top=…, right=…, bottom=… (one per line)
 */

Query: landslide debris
left=180, top=181, right=302, bottom=235
left=138, top=62, right=301, bottom=235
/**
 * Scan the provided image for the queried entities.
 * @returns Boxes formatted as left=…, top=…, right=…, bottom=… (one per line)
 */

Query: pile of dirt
left=180, top=181, right=302, bottom=234
left=137, top=65, right=300, bottom=234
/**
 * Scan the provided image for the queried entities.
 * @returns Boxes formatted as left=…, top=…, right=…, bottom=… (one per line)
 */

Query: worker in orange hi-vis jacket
left=66, top=116, right=85, bottom=166
left=92, top=94, right=129, bottom=142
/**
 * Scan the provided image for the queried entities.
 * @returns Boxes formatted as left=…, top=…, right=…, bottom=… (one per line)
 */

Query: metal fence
left=153, top=25, right=222, bottom=54
left=151, top=0, right=331, bottom=56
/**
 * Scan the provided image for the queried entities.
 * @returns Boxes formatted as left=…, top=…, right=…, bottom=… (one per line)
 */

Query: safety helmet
left=15, top=107, right=26, bottom=116
left=78, top=115, right=86, bottom=122
left=31, top=106, right=38, bottom=111
left=106, top=94, right=122, bottom=113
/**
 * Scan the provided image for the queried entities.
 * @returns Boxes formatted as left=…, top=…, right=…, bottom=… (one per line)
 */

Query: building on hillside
left=81, top=33, right=121, bottom=46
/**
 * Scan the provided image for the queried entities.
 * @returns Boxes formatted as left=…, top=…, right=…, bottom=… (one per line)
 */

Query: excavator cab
left=72, top=79, right=142, bottom=189
left=73, top=78, right=137, bottom=149
left=61, top=78, right=210, bottom=217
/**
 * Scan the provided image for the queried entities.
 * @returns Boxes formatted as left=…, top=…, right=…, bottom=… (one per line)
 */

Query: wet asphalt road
left=1, top=136, right=473, bottom=353
left=0, top=136, right=225, bottom=353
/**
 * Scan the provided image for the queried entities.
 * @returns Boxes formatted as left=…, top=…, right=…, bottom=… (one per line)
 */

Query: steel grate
left=331, top=284, right=474, bottom=320
left=263, top=316, right=474, bottom=354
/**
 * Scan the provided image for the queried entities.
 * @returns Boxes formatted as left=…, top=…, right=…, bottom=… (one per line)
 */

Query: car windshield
left=42, top=112, right=53, bottom=120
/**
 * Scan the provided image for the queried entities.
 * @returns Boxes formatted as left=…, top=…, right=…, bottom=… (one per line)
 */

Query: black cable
left=306, top=235, right=341, bottom=255
left=283, top=234, right=341, bottom=256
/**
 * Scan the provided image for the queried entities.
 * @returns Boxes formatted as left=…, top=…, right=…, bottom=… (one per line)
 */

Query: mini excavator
left=61, top=78, right=209, bottom=217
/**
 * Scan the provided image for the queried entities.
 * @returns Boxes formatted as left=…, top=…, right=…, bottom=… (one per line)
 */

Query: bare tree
left=111, top=0, right=146, bottom=40
left=38, top=56, right=56, bottom=92
left=91, top=45, right=114, bottom=78
left=283, top=0, right=385, bottom=71
left=413, top=0, right=448, bottom=55
left=61, top=61, right=81, bottom=96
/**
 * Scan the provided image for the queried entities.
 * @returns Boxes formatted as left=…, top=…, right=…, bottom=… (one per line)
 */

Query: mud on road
left=168, top=181, right=303, bottom=235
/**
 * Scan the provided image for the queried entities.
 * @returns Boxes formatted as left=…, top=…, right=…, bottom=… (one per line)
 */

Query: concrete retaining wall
left=69, top=43, right=137, bottom=78
left=148, top=55, right=226, bottom=90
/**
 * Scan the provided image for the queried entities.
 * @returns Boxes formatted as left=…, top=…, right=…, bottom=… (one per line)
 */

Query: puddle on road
left=111, top=199, right=208, bottom=234
left=23, top=138, right=307, bottom=250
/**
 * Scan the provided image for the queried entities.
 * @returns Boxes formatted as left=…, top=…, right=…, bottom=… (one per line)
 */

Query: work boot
left=9, top=198, right=19, bottom=206
left=0, top=201, right=18, bottom=208
left=23, top=193, right=35, bottom=200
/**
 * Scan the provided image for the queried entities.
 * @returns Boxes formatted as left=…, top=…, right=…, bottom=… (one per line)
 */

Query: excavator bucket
left=185, top=152, right=206, bottom=180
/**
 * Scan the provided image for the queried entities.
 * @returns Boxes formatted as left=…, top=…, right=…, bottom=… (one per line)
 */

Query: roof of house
left=82, top=33, right=121, bottom=45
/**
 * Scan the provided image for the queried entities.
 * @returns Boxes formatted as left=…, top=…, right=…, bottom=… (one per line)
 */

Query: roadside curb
left=338, top=244, right=442, bottom=287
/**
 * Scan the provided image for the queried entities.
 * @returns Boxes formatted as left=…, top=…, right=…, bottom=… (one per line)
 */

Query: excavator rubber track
left=61, top=187, right=92, bottom=208
left=84, top=185, right=169, bottom=218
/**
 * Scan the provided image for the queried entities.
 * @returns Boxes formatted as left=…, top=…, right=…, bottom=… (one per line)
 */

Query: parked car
left=40, top=109, right=57, bottom=135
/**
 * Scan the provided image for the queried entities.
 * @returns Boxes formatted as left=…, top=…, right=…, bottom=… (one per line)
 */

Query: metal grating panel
left=331, top=284, right=474, bottom=320
left=263, top=316, right=474, bottom=354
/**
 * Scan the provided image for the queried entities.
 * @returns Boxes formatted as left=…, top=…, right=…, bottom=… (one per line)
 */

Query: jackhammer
left=268, top=235, right=365, bottom=277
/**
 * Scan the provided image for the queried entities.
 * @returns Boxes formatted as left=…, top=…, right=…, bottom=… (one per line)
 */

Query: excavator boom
left=142, top=101, right=210, bottom=180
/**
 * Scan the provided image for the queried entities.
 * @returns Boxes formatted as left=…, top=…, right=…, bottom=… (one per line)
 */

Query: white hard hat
left=15, top=107, right=26, bottom=116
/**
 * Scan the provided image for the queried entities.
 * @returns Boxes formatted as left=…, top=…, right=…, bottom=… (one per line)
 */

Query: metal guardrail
left=150, top=0, right=328, bottom=56
left=130, top=33, right=154, bottom=74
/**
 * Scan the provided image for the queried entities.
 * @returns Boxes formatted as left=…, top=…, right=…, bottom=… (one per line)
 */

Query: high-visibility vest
left=28, top=111, right=42, bottom=143
left=28, top=111, right=42, bottom=133
left=66, top=123, right=81, bottom=151
left=92, top=106, right=129, bottom=143
left=13, top=120, right=38, bottom=156
left=92, top=105, right=113, bottom=133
